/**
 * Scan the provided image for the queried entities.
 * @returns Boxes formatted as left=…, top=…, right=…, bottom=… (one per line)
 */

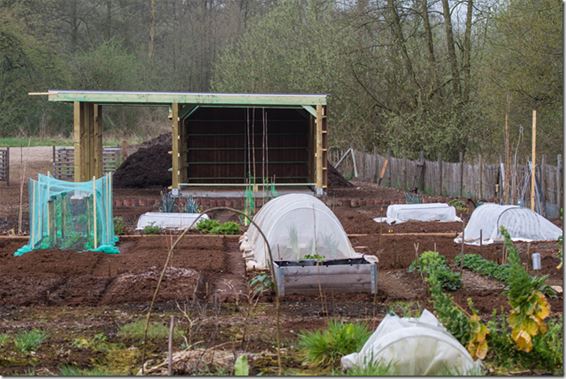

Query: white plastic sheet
left=454, top=203, right=562, bottom=245
left=341, top=309, right=482, bottom=375
left=374, top=203, right=462, bottom=224
left=240, top=194, right=364, bottom=270
left=136, top=212, right=209, bottom=230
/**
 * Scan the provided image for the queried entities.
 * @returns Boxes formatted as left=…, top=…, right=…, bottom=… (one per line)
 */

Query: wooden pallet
left=52, top=146, right=122, bottom=180
left=0, top=147, right=9, bottom=185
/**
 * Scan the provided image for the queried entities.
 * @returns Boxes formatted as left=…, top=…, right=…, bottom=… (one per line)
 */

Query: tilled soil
left=0, top=236, right=246, bottom=306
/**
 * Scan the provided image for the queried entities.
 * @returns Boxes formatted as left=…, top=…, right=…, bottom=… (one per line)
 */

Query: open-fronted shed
left=40, top=90, right=329, bottom=194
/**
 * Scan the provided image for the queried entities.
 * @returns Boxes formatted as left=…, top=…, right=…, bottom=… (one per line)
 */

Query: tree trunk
left=387, top=0, right=421, bottom=103
left=421, top=0, right=440, bottom=98
left=71, top=0, right=78, bottom=52
left=441, top=0, right=461, bottom=98
left=106, top=0, right=112, bottom=41
left=462, top=0, right=473, bottom=103
left=148, top=0, right=156, bottom=61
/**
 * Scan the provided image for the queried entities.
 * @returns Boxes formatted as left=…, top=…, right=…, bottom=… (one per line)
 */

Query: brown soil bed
left=0, top=236, right=245, bottom=306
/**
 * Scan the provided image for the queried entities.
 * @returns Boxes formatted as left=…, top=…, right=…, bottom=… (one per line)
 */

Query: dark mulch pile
left=113, top=134, right=172, bottom=188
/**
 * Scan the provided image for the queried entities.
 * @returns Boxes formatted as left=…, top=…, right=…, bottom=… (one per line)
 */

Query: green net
left=15, top=173, right=119, bottom=256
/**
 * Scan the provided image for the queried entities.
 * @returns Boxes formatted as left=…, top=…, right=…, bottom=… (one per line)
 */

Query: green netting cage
left=15, top=173, right=119, bottom=256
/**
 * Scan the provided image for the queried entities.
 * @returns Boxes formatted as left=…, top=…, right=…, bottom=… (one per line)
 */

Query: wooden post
left=541, top=154, right=546, bottom=216
left=315, top=104, right=324, bottom=193
left=504, top=98, right=511, bottom=203
left=459, top=151, right=464, bottom=197
left=168, top=316, right=175, bottom=376
left=171, top=103, right=181, bottom=189
left=92, top=176, right=97, bottom=249
left=557, top=155, right=563, bottom=209
left=179, top=106, right=188, bottom=184
left=73, top=102, right=98, bottom=181
left=418, top=150, right=425, bottom=192
left=93, top=105, right=103, bottom=178
left=5, top=146, right=9, bottom=186
left=531, top=110, right=537, bottom=211
left=438, top=153, right=443, bottom=196
left=322, top=105, right=328, bottom=189
left=479, top=154, right=483, bottom=200
left=73, top=102, right=82, bottom=181
left=387, top=150, right=392, bottom=187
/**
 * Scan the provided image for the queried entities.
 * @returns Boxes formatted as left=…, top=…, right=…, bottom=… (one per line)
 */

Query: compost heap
left=114, top=133, right=352, bottom=188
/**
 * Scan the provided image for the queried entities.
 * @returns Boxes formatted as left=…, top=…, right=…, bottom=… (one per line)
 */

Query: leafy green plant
left=196, top=218, right=220, bottom=233
left=14, top=329, right=47, bottom=353
left=118, top=320, right=182, bottom=341
left=409, top=251, right=462, bottom=291
left=143, top=223, right=161, bottom=235
left=196, top=219, right=240, bottom=235
left=448, top=198, right=467, bottom=213
left=159, top=191, right=176, bottom=213
left=303, top=253, right=325, bottom=261
left=234, top=355, right=249, bottom=376
left=184, top=195, right=200, bottom=213
left=72, top=333, right=113, bottom=352
left=113, top=216, right=126, bottom=235
left=249, top=273, right=274, bottom=295
left=455, top=254, right=510, bottom=282
left=298, top=321, right=371, bottom=368
left=501, top=227, right=552, bottom=353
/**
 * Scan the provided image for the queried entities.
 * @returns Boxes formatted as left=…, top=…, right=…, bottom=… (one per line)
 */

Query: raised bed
left=273, top=257, right=378, bottom=297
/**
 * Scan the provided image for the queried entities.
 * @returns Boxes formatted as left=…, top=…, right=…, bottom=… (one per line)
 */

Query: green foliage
left=14, top=329, right=47, bottom=353
left=386, top=301, right=422, bottom=318
left=448, top=199, right=468, bottom=213
left=342, top=362, right=394, bottom=376
left=143, top=224, right=161, bottom=235
left=59, top=365, right=114, bottom=376
left=72, top=333, right=113, bottom=353
left=117, top=320, right=181, bottom=342
left=298, top=321, right=371, bottom=368
left=409, top=251, right=462, bottom=291
left=0, top=333, right=9, bottom=347
left=303, top=253, right=325, bottom=261
left=113, top=216, right=126, bottom=236
left=234, top=355, right=249, bottom=376
left=184, top=195, right=200, bottom=214
left=249, top=273, right=274, bottom=295
left=455, top=254, right=510, bottom=282
left=196, top=219, right=240, bottom=235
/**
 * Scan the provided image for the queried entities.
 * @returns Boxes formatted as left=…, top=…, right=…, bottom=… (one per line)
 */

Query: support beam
left=73, top=102, right=102, bottom=181
left=179, top=106, right=188, bottom=183
left=315, top=105, right=324, bottom=194
left=171, top=103, right=181, bottom=189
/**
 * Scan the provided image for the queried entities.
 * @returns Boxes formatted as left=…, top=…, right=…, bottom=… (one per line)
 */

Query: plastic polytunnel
left=240, top=194, right=366, bottom=270
left=341, top=309, right=482, bottom=375
left=455, top=203, right=562, bottom=245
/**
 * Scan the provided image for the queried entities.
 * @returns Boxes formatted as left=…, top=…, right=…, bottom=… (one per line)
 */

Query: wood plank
left=315, top=104, right=323, bottom=191
left=73, top=102, right=82, bottom=181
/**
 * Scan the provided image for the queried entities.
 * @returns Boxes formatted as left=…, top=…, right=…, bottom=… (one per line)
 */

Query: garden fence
left=329, top=148, right=563, bottom=219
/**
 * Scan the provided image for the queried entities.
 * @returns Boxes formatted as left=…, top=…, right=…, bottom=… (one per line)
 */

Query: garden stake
left=168, top=316, right=175, bottom=376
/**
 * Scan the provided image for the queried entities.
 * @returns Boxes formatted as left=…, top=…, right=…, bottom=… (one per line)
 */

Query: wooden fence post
left=373, top=146, right=379, bottom=183
left=479, top=154, right=483, bottom=200
left=5, top=147, right=9, bottom=186
left=557, top=154, right=563, bottom=209
left=387, top=149, right=392, bottom=187
left=418, top=150, right=425, bottom=193
left=459, top=151, right=464, bottom=197
left=540, top=154, right=546, bottom=216
left=438, top=153, right=443, bottom=196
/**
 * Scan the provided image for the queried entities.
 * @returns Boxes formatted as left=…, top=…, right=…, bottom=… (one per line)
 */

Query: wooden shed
left=40, top=90, right=329, bottom=194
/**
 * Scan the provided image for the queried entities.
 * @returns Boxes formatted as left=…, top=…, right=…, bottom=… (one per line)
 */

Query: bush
left=113, top=216, right=126, bottom=235
left=14, top=329, right=47, bottom=353
left=298, top=321, right=371, bottom=368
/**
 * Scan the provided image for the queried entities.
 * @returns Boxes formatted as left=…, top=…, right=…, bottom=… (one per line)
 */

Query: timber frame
left=39, top=90, right=328, bottom=193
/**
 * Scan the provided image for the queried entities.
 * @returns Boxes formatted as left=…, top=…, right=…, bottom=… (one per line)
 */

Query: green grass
left=0, top=333, right=9, bottom=347
left=59, top=365, right=115, bottom=376
left=117, top=319, right=182, bottom=341
left=14, top=329, right=47, bottom=353
left=0, top=135, right=145, bottom=147
left=298, top=321, right=371, bottom=368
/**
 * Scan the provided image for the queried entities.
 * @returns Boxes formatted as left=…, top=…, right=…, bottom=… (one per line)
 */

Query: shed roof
left=45, top=90, right=327, bottom=106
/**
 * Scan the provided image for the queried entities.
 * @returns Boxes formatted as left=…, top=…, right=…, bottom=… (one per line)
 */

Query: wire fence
left=329, top=148, right=563, bottom=219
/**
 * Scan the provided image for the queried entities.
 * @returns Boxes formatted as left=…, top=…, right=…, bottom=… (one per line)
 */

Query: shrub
left=113, top=216, right=126, bottom=235
left=14, top=329, right=47, bottom=353
left=298, top=321, right=371, bottom=368
left=143, top=224, right=161, bottom=235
